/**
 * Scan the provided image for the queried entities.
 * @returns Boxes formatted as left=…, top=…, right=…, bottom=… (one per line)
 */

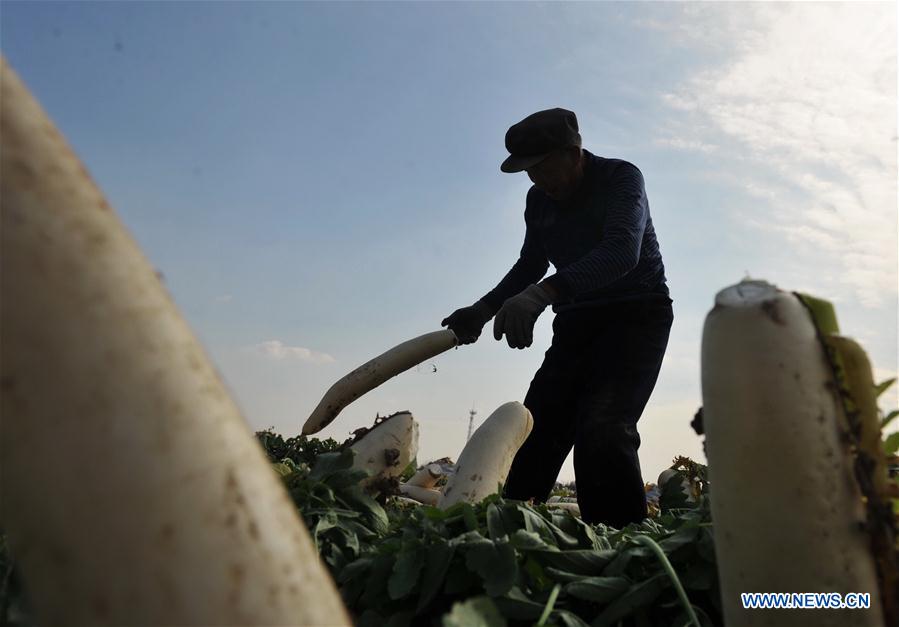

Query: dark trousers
left=503, top=295, right=673, bottom=528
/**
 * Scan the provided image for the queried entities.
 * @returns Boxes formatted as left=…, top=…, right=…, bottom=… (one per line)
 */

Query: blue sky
left=3, top=1, right=896, bottom=483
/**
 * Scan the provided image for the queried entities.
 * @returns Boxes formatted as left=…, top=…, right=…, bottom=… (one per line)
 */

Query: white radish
left=350, top=411, right=419, bottom=487
left=303, top=330, right=458, bottom=434
left=547, top=502, right=581, bottom=517
left=701, top=279, right=884, bottom=626
left=394, top=496, right=424, bottom=508
left=406, top=459, right=452, bottom=488
left=0, top=57, right=349, bottom=627
left=398, top=484, right=441, bottom=506
left=439, top=401, right=533, bottom=508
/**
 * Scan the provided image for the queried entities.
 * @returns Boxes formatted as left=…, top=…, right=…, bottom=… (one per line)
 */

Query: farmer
left=440, top=108, right=672, bottom=528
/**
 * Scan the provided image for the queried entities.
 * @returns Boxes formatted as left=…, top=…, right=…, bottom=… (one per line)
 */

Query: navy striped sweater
left=481, top=150, right=669, bottom=314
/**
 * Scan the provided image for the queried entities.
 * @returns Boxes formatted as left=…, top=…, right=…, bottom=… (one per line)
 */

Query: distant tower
left=466, top=407, right=478, bottom=442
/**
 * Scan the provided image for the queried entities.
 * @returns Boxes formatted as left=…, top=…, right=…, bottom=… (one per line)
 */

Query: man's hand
left=441, top=300, right=495, bottom=344
left=493, top=284, right=554, bottom=349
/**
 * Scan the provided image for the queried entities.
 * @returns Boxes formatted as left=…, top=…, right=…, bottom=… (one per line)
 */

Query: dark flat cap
left=501, top=108, right=581, bottom=173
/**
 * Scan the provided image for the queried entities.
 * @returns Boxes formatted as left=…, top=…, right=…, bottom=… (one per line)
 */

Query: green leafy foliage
left=0, top=431, right=722, bottom=627
left=877, top=379, right=899, bottom=454
left=875, top=378, right=897, bottom=400
left=279, top=448, right=389, bottom=571
left=0, top=532, right=34, bottom=627
left=325, top=491, right=720, bottom=625
left=255, top=428, right=342, bottom=466
left=886, top=433, right=899, bottom=456
left=259, top=434, right=721, bottom=625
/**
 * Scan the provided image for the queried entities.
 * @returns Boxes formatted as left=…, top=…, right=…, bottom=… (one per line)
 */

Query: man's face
left=525, top=147, right=583, bottom=202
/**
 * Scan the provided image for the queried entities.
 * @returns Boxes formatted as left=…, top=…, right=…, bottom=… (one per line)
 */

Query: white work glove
left=493, top=284, right=554, bottom=349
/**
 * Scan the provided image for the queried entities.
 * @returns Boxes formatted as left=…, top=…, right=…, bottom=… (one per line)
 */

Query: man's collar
left=555, top=151, right=593, bottom=208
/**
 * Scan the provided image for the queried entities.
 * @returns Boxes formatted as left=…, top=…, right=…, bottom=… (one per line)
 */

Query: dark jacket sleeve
left=542, top=162, right=648, bottom=300
left=480, top=192, right=550, bottom=312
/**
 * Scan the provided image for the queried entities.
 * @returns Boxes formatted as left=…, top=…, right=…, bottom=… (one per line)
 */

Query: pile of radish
left=4, top=52, right=896, bottom=625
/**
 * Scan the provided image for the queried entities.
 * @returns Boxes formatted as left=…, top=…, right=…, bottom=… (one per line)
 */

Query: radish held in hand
left=303, top=330, right=457, bottom=435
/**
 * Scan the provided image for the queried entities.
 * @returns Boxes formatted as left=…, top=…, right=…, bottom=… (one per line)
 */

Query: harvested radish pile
left=254, top=433, right=724, bottom=627
left=4, top=56, right=894, bottom=626
left=2, top=285, right=897, bottom=626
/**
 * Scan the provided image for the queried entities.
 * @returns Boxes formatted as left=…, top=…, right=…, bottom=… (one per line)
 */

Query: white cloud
left=632, top=4, right=769, bottom=56
left=250, top=340, right=335, bottom=364
left=654, top=137, right=718, bottom=154
left=653, top=3, right=897, bottom=308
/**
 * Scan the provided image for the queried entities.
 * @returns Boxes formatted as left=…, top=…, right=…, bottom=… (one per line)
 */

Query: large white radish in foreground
left=439, top=401, right=533, bottom=508
left=303, top=330, right=458, bottom=434
left=0, top=57, right=350, bottom=627
left=350, top=411, right=419, bottom=487
left=701, top=279, right=885, bottom=627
